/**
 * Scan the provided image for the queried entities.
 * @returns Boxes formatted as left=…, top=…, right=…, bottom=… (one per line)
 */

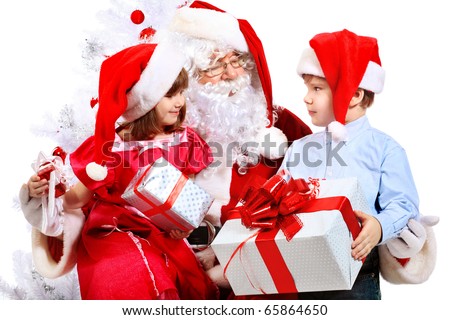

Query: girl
left=25, top=42, right=219, bottom=300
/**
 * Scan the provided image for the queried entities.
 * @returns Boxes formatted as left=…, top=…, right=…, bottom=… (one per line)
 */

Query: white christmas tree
left=31, top=0, right=190, bottom=153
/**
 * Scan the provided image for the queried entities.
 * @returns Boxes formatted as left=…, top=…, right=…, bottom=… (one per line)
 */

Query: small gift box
left=30, top=147, right=70, bottom=236
left=122, top=157, right=214, bottom=232
left=32, top=148, right=69, bottom=198
left=211, top=173, right=370, bottom=296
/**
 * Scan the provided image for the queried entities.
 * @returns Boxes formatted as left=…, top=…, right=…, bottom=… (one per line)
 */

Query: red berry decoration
left=139, top=27, right=156, bottom=41
left=130, top=10, right=145, bottom=25
left=90, top=97, right=98, bottom=108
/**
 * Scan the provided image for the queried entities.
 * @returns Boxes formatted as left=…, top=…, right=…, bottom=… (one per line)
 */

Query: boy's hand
left=169, top=229, right=193, bottom=239
left=28, top=174, right=49, bottom=198
left=351, top=210, right=382, bottom=261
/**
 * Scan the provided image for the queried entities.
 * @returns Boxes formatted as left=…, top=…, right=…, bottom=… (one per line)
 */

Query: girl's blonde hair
left=121, top=68, right=188, bottom=140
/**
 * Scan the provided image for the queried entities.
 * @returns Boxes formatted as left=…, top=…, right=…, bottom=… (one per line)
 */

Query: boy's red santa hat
left=86, top=42, right=186, bottom=181
left=297, top=29, right=385, bottom=141
left=168, top=1, right=280, bottom=136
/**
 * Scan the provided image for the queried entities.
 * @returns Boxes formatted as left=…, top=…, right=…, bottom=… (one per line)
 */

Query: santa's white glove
left=19, top=183, right=64, bottom=237
left=386, top=215, right=439, bottom=259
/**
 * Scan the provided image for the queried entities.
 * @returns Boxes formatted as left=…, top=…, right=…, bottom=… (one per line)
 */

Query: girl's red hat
left=86, top=41, right=186, bottom=181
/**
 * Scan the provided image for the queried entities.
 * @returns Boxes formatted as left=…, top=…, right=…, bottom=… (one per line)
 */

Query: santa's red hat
left=297, top=29, right=385, bottom=141
left=86, top=41, right=186, bottom=181
left=168, top=0, right=275, bottom=127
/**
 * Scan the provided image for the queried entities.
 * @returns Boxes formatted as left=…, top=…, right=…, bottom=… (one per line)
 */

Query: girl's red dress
left=68, top=127, right=219, bottom=299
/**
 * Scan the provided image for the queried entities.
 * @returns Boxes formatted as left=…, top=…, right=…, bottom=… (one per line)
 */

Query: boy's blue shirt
left=279, top=115, right=419, bottom=243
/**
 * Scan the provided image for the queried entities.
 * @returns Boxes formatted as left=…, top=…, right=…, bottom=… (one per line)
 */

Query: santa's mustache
left=185, top=73, right=268, bottom=145
left=195, top=73, right=252, bottom=97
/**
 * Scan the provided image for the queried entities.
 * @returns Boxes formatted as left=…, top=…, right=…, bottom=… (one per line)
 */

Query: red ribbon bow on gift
left=223, top=172, right=364, bottom=294
left=223, top=171, right=322, bottom=293
left=227, top=170, right=320, bottom=241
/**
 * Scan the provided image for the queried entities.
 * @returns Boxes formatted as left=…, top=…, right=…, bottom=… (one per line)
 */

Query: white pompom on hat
left=86, top=41, right=186, bottom=181
left=297, top=29, right=386, bottom=142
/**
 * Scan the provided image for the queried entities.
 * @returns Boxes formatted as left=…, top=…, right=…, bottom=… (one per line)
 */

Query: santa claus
left=159, top=1, right=312, bottom=290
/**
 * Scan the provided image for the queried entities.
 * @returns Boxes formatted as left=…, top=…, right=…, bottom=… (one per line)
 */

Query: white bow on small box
left=29, top=149, right=71, bottom=236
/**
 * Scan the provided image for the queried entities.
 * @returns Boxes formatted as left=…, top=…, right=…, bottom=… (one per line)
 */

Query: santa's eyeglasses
left=199, top=53, right=248, bottom=78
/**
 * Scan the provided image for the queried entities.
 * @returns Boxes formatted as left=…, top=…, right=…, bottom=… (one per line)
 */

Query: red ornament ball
left=130, top=10, right=145, bottom=25
left=52, top=146, right=67, bottom=163
left=139, top=27, right=156, bottom=41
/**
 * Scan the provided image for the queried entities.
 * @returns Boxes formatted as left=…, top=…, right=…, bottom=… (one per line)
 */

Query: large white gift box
left=211, top=177, right=371, bottom=296
left=122, top=157, right=214, bottom=232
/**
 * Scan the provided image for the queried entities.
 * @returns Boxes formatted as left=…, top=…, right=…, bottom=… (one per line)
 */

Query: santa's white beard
left=185, top=74, right=268, bottom=169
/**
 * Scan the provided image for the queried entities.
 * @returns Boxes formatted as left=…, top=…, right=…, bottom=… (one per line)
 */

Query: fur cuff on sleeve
left=379, top=223, right=437, bottom=284
left=32, top=209, right=85, bottom=279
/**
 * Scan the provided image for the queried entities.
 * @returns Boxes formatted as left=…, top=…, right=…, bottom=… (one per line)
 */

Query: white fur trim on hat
left=297, top=47, right=324, bottom=78
left=359, top=61, right=385, bottom=93
left=169, top=7, right=248, bottom=52
left=124, top=40, right=187, bottom=121
left=297, top=47, right=385, bottom=93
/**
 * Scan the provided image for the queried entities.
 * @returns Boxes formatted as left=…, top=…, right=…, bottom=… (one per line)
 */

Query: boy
left=279, top=29, right=419, bottom=299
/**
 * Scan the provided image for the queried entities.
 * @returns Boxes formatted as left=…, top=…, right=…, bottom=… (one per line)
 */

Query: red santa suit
left=71, top=127, right=217, bottom=299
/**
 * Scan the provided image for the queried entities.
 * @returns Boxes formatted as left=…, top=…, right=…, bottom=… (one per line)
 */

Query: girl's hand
left=169, top=229, right=193, bottom=239
left=28, top=174, right=48, bottom=198
left=351, top=210, right=382, bottom=261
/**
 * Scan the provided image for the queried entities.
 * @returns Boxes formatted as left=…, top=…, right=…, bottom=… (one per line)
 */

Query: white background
left=0, top=0, right=448, bottom=318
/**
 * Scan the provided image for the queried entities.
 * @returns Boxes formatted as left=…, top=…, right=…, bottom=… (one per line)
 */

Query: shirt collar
left=345, top=115, right=371, bottom=142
